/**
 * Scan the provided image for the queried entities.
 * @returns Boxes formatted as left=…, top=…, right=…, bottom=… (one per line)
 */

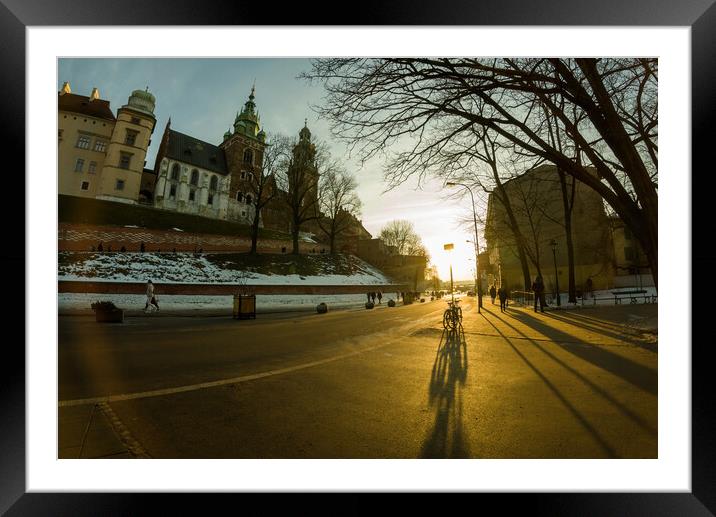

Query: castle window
left=245, top=195, right=253, bottom=205
left=115, top=179, right=125, bottom=191
left=170, top=163, right=180, bottom=181
left=189, top=189, right=196, bottom=202
left=208, top=194, right=214, bottom=205
left=74, top=158, right=84, bottom=172
left=190, top=169, right=199, bottom=186
left=76, top=135, right=90, bottom=149
left=119, top=152, right=132, bottom=170
left=93, top=140, right=107, bottom=152
left=243, top=149, right=253, bottom=165
left=80, top=181, right=90, bottom=191
left=241, top=211, right=247, bottom=217
left=209, top=176, right=218, bottom=191
left=236, top=192, right=244, bottom=203
left=88, top=161, right=97, bottom=174
left=169, top=184, right=177, bottom=199
left=125, top=129, right=139, bottom=146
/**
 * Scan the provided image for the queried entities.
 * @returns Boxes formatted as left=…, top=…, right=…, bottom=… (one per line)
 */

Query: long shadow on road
left=420, top=326, right=471, bottom=458
left=508, top=310, right=657, bottom=396
left=543, top=311, right=657, bottom=353
left=481, top=312, right=619, bottom=458
left=489, top=310, right=656, bottom=439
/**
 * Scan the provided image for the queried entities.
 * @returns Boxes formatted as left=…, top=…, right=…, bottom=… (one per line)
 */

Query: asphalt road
left=58, top=299, right=658, bottom=459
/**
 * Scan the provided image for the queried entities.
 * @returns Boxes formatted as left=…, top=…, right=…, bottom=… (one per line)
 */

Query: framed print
left=3, top=0, right=712, bottom=514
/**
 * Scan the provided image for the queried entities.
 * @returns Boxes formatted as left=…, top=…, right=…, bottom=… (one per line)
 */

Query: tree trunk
left=557, top=169, right=577, bottom=303
left=250, top=212, right=261, bottom=254
left=495, top=180, right=532, bottom=290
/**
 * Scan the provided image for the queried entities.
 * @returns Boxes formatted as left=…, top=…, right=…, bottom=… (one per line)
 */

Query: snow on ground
left=58, top=292, right=395, bottom=313
left=58, top=252, right=393, bottom=285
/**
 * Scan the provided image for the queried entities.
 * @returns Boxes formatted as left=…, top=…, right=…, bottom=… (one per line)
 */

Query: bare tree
left=303, top=58, right=659, bottom=287
left=274, top=129, right=333, bottom=254
left=379, top=220, right=428, bottom=258
left=317, top=167, right=362, bottom=254
left=246, top=133, right=292, bottom=254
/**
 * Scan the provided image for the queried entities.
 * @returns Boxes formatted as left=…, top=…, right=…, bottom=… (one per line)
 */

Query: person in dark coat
left=367, top=292, right=371, bottom=303
left=377, top=291, right=383, bottom=304
left=531, top=275, right=546, bottom=313
left=371, top=292, right=377, bottom=304
left=498, top=285, right=508, bottom=312
left=489, top=284, right=497, bottom=304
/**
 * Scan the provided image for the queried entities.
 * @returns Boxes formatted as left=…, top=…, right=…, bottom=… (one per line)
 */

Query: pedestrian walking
left=377, top=291, right=383, bottom=304
left=371, top=292, right=376, bottom=304
left=489, top=284, right=497, bottom=304
left=144, top=280, right=160, bottom=312
left=498, top=286, right=508, bottom=312
left=532, top=275, right=546, bottom=313
left=586, top=277, right=593, bottom=299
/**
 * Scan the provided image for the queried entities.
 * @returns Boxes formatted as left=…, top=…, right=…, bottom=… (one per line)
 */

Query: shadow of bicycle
left=420, top=325, right=471, bottom=458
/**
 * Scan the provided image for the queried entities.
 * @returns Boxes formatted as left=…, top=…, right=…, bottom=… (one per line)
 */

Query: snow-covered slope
left=58, top=252, right=394, bottom=285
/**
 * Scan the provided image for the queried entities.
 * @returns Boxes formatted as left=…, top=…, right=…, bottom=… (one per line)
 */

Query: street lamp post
left=447, top=182, right=482, bottom=313
left=549, top=239, right=561, bottom=307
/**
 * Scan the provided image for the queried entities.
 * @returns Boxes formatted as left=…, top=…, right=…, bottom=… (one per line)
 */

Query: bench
left=581, top=290, right=657, bottom=305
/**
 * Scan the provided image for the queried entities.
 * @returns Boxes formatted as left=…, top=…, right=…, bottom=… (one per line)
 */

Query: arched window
left=236, top=192, right=244, bottom=203
left=190, top=169, right=199, bottom=186
left=170, top=163, right=180, bottom=181
left=209, top=175, right=218, bottom=191
left=243, top=149, right=253, bottom=165
left=245, top=195, right=252, bottom=205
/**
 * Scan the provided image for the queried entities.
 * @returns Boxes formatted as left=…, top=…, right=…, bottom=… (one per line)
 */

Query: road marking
left=60, top=341, right=394, bottom=408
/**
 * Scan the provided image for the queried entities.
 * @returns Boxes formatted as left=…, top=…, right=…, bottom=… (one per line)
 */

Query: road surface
left=58, top=298, right=657, bottom=459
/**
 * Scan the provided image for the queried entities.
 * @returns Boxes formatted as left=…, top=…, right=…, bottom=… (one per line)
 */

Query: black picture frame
left=4, top=0, right=710, bottom=514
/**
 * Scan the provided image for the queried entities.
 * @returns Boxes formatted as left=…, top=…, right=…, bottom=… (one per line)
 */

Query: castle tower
left=97, top=87, right=156, bottom=203
left=288, top=120, right=319, bottom=217
left=221, top=86, right=267, bottom=222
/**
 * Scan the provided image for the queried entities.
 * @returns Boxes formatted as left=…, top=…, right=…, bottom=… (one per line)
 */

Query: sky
left=58, top=58, right=484, bottom=280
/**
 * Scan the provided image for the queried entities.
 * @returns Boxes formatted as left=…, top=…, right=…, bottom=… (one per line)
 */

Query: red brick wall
left=59, top=280, right=408, bottom=295
left=58, top=222, right=327, bottom=254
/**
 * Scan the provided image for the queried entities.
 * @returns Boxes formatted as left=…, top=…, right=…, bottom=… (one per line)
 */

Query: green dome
left=125, top=87, right=156, bottom=116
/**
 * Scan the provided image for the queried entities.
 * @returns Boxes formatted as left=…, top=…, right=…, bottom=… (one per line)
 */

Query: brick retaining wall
left=58, top=223, right=326, bottom=254
left=58, top=281, right=409, bottom=296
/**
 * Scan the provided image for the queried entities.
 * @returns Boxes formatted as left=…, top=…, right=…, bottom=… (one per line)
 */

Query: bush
left=91, top=301, right=118, bottom=311
left=365, top=302, right=374, bottom=309
left=387, top=299, right=396, bottom=307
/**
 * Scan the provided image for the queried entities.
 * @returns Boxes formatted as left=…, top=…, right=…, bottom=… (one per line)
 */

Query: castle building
left=58, top=82, right=156, bottom=204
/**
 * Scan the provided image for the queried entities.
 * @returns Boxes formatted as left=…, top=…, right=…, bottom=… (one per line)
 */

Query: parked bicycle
left=443, top=299, right=463, bottom=331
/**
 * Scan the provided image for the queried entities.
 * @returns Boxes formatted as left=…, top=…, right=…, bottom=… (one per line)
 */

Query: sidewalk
left=59, top=404, right=136, bottom=459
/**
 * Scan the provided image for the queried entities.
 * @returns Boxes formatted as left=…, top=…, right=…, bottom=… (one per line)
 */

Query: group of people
left=366, top=291, right=383, bottom=304
left=488, top=284, right=510, bottom=312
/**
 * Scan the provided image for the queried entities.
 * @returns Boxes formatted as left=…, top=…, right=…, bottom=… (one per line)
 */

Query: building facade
left=484, top=164, right=615, bottom=292
left=58, top=82, right=156, bottom=204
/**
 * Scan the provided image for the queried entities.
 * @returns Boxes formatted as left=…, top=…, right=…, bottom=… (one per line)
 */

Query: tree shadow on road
left=542, top=311, right=658, bottom=353
left=481, top=314, right=621, bottom=458
left=508, top=310, right=657, bottom=396
left=420, top=326, right=471, bottom=458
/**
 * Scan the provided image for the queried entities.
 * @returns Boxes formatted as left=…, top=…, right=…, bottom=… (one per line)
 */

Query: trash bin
left=233, top=294, right=256, bottom=320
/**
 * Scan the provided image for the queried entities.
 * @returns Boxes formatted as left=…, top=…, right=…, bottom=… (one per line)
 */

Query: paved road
left=58, top=299, right=657, bottom=459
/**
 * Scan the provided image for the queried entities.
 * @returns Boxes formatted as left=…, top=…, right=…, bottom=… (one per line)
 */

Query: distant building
left=609, top=215, right=655, bottom=288
left=357, top=238, right=427, bottom=290
left=484, top=164, right=615, bottom=292
left=58, top=82, right=157, bottom=204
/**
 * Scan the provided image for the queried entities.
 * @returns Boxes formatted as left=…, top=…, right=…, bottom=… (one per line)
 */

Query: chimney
left=89, top=87, right=100, bottom=101
left=60, top=81, right=71, bottom=95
